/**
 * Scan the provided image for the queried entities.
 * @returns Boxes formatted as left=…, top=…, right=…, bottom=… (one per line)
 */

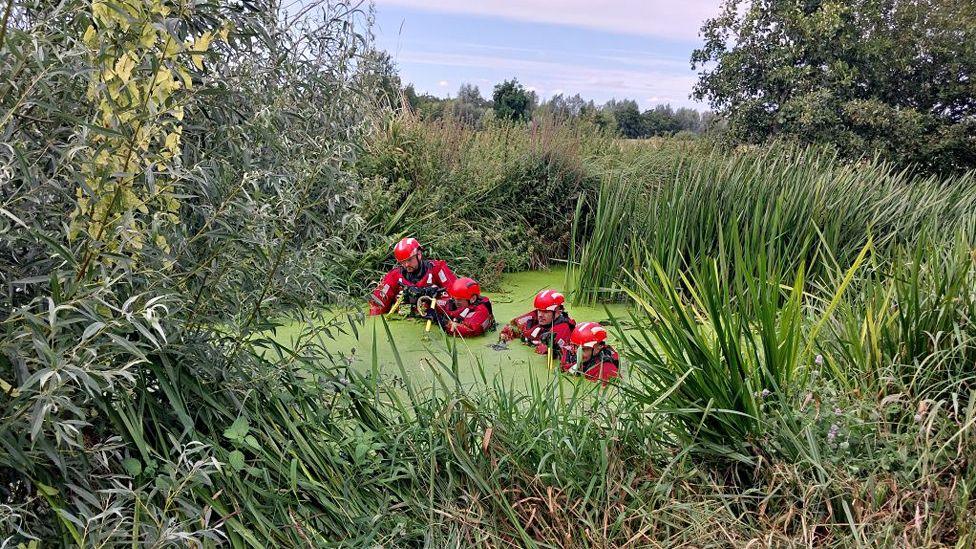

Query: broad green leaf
left=122, top=457, right=142, bottom=477
left=228, top=450, right=246, bottom=472
left=223, top=416, right=250, bottom=441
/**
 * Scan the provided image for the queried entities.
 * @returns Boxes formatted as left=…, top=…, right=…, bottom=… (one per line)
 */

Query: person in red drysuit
left=560, top=321, right=620, bottom=383
left=431, top=277, right=495, bottom=338
left=368, top=237, right=457, bottom=316
left=499, top=289, right=575, bottom=358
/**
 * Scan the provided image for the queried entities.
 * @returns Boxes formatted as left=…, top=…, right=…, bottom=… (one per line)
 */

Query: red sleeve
left=511, top=312, right=534, bottom=331
left=550, top=322, right=573, bottom=347
left=369, top=269, right=402, bottom=316
left=451, top=303, right=492, bottom=338
left=434, top=300, right=454, bottom=318
left=584, top=361, right=619, bottom=383
left=432, top=260, right=457, bottom=289
left=559, top=344, right=577, bottom=372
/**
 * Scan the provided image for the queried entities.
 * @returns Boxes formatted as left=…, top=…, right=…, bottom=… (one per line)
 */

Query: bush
left=1, top=0, right=384, bottom=543
left=355, top=114, right=611, bottom=286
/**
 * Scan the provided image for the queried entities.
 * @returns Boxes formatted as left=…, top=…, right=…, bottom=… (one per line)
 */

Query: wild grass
left=355, top=113, right=614, bottom=288
left=571, top=143, right=976, bottom=304
left=3, top=0, right=976, bottom=543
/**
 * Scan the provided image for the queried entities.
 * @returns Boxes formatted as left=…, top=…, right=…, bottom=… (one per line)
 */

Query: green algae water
left=272, top=268, right=631, bottom=391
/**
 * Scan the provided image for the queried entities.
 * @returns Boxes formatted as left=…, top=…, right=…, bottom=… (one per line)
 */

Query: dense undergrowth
left=2, top=0, right=976, bottom=546
left=569, top=143, right=976, bottom=304
left=354, top=114, right=613, bottom=288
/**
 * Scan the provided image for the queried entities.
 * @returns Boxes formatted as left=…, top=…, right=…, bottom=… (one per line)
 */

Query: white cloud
left=374, top=0, right=722, bottom=42
left=437, top=79, right=449, bottom=87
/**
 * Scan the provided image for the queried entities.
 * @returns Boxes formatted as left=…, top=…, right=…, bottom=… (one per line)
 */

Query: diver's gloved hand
left=499, top=325, right=517, bottom=342
left=402, top=286, right=422, bottom=303
left=419, top=301, right=440, bottom=322
left=403, top=285, right=442, bottom=304
left=562, top=344, right=580, bottom=373
left=423, top=286, right=443, bottom=298
left=534, top=343, right=548, bottom=355
left=421, top=304, right=449, bottom=329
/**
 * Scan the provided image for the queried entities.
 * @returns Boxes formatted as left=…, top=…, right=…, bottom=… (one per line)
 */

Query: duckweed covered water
left=272, top=268, right=632, bottom=390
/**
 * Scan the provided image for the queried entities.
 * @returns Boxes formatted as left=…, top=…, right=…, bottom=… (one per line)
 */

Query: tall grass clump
left=823, top=235, right=976, bottom=401
left=355, top=113, right=614, bottom=287
left=619, top=249, right=810, bottom=461
left=572, top=143, right=976, bottom=303
left=614, top=221, right=976, bottom=544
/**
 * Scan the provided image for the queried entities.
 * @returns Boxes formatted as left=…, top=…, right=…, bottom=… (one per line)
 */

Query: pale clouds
left=374, top=0, right=722, bottom=41
left=399, top=49, right=697, bottom=104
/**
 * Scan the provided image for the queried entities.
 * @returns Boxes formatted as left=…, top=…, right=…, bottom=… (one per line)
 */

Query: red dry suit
left=560, top=344, right=621, bottom=383
left=438, top=296, right=496, bottom=338
left=510, top=311, right=575, bottom=356
left=369, top=259, right=457, bottom=316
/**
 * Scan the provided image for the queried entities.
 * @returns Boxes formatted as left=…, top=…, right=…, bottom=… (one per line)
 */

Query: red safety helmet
left=533, top=289, right=565, bottom=311
left=393, top=237, right=421, bottom=262
left=449, top=277, right=480, bottom=300
left=571, top=321, right=607, bottom=348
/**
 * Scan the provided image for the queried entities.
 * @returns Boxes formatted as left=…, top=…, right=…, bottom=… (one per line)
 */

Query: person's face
left=398, top=252, right=421, bottom=273
left=580, top=345, right=594, bottom=362
left=537, top=309, right=555, bottom=325
left=455, top=297, right=471, bottom=308
left=581, top=342, right=602, bottom=362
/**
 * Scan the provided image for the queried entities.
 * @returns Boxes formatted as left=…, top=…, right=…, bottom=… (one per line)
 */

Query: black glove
left=418, top=286, right=442, bottom=299
left=403, top=285, right=441, bottom=304
left=402, top=286, right=423, bottom=304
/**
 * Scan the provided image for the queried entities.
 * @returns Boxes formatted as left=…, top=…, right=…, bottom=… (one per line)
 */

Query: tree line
left=368, top=0, right=975, bottom=173
left=401, top=80, right=715, bottom=138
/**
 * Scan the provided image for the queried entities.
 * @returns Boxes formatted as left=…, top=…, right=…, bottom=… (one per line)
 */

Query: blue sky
left=371, top=1, right=722, bottom=110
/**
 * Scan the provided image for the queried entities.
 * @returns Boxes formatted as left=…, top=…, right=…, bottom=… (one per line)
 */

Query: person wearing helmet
left=561, top=322, right=620, bottom=383
left=432, top=277, right=495, bottom=338
left=500, top=289, right=575, bottom=357
left=369, top=237, right=458, bottom=316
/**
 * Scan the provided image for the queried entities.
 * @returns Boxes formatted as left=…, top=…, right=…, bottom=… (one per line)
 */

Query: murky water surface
left=272, top=268, right=633, bottom=391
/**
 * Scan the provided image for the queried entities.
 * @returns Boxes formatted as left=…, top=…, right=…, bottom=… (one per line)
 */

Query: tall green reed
left=822, top=235, right=976, bottom=400
left=572, top=143, right=976, bottom=303
left=618, top=247, right=808, bottom=462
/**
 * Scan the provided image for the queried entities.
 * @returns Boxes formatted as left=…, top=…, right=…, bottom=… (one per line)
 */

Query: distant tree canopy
left=536, top=93, right=595, bottom=118
left=492, top=79, right=533, bottom=121
left=602, top=100, right=708, bottom=138
left=607, top=100, right=643, bottom=138
left=401, top=79, right=712, bottom=138
left=693, top=0, right=976, bottom=173
left=358, top=49, right=402, bottom=109
left=450, top=83, right=490, bottom=126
